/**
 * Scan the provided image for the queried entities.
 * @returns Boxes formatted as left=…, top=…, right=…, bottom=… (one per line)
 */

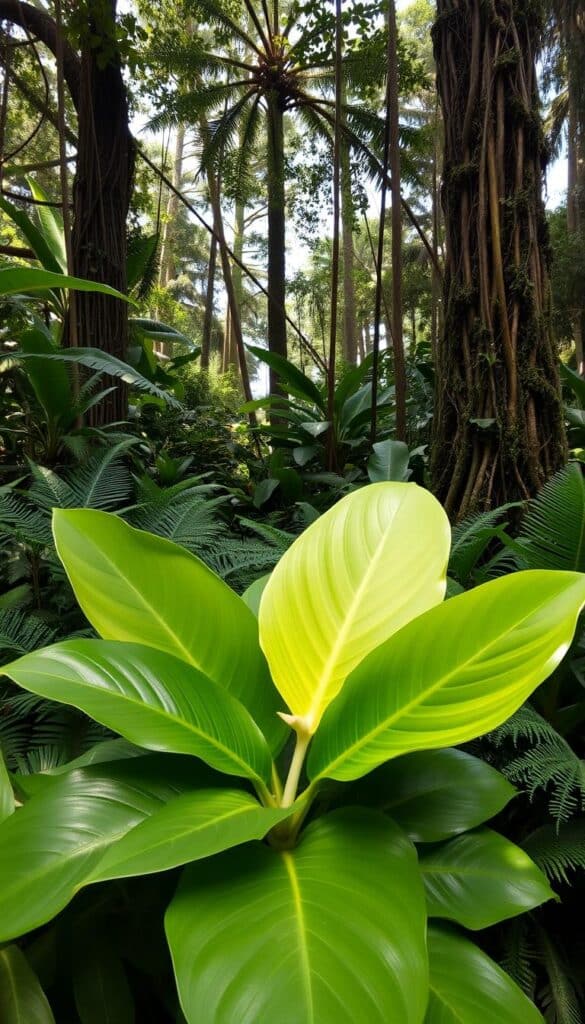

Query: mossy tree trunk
left=431, top=0, right=566, bottom=520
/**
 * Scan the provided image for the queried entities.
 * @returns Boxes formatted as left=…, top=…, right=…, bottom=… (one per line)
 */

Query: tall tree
left=431, top=0, right=566, bottom=519
left=146, top=0, right=389, bottom=394
left=0, top=0, right=135, bottom=425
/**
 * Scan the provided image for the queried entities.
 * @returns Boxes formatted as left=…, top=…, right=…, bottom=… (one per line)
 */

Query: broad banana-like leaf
left=0, top=747, right=14, bottom=823
left=52, top=509, right=285, bottom=752
left=344, top=749, right=515, bottom=842
left=0, top=265, right=130, bottom=299
left=0, top=945, right=55, bottom=1024
left=5, top=640, right=273, bottom=787
left=420, top=829, right=554, bottom=928
left=259, top=483, right=450, bottom=732
left=90, top=788, right=291, bottom=882
left=0, top=756, right=217, bottom=941
left=367, top=439, right=411, bottom=482
left=425, top=927, right=544, bottom=1023
left=309, top=571, right=585, bottom=782
left=166, top=809, right=428, bottom=1024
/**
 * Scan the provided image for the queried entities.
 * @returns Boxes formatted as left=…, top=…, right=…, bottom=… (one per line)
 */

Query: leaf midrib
left=282, top=851, right=315, bottom=1024
left=309, top=494, right=405, bottom=722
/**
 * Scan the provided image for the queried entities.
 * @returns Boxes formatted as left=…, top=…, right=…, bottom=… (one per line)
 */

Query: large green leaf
left=0, top=945, right=55, bottom=1024
left=0, top=266, right=130, bottom=299
left=367, top=439, right=411, bottom=482
left=90, top=788, right=290, bottom=882
left=420, top=828, right=554, bottom=928
left=0, top=755, right=215, bottom=941
left=425, top=927, right=544, bottom=1023
left=52, top=509, right=284, bottom=752
left=247, top=345, right=325, bottom=409
left=0, top=195, right=63, bottom=274
left=166, top=809, right=428, bottom=1024
left=27, top=178, right=67, bottom=272
left=346, top=749, right=515, bottom=842
left=5, top=640, right=273, bottom=787
left=17, top=327, right=72, bottom=427
left=259, top=483, right=450, bottom=732
left=0, top=747, right=14, bottom=823
left=309, top=570, right=585, bottom=782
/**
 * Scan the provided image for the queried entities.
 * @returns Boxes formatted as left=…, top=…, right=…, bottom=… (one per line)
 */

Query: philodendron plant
left=1, top=483, right=585, bottom=1023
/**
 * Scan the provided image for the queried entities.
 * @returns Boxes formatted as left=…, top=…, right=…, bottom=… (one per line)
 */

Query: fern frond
left=0, top=610, right=58, bottom=659
left=535, top=925, right=584, bottom=1024
left=519, top=464, right=585, bottom=572
left=500, top=917, right=537, bottom=996
left=0, top=491, right=52, bottom=546
left=523, top=822, right=585, bottom=884
left=448, top=504, right=515, bottom=585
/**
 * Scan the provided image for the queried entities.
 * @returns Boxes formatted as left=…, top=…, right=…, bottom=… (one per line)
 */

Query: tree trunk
left=201, top=229, right=217, bottom=369
left=205, top=165, right=253, bottom=403
left=340, top=84, right=357, bottom=365
left=431, top=0, right=566, bottom=520
left=69, top=0, right=135, bottom=425
left=565, top=3, right=585, bottom=375
left=159, top=124, right=185, bottom=288
left=387, top=0, right=406, bottom=442
left=266, top=88, right=287, bottom=394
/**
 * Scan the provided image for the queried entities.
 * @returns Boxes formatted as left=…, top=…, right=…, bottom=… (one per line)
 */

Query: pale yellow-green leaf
left=258, top=483, right=451, bottom=732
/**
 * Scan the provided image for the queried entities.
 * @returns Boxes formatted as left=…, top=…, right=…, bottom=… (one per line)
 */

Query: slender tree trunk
left=205, top=165, right=253, bottom=404
left=266, top=89, right=287, bottom=394
left=358, top=323, right=366, bottom=362
left=201, top=229, right=217, bottom=369
left=69, top=0, right=135, bottom=425
left=159, top=124, right=185, bottom=288
left=430, top=100, right=441, bottom=363
left=387, top=0, right=406, bottom=441
left=340, top=83, right=357, bottom=364
left=431, top=0, right=566, bottom=519
left=565, top=5, right=585, bottom=375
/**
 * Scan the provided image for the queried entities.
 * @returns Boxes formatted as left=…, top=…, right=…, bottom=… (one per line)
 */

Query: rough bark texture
left=431, top=0, right=566, bottom=520
left=266, top=88, right=287, bottom=394
left=387, top=0, right=407, bottom=442
left=69, top=0, right=135, bottom=425
left=564, top=0, right=585, bottom=373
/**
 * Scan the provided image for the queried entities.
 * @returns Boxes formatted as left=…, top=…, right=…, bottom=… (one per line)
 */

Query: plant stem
left=255, top=779, right=278, bottom=808
left=281, top=730, right=310, bottom=808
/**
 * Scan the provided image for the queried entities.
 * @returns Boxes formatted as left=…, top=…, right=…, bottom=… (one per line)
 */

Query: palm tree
left=148, top=0, right=388, bottom=394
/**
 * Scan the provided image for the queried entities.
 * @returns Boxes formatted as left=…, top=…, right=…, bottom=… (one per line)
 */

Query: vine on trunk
left=431, top=0, right=566, bottom=520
